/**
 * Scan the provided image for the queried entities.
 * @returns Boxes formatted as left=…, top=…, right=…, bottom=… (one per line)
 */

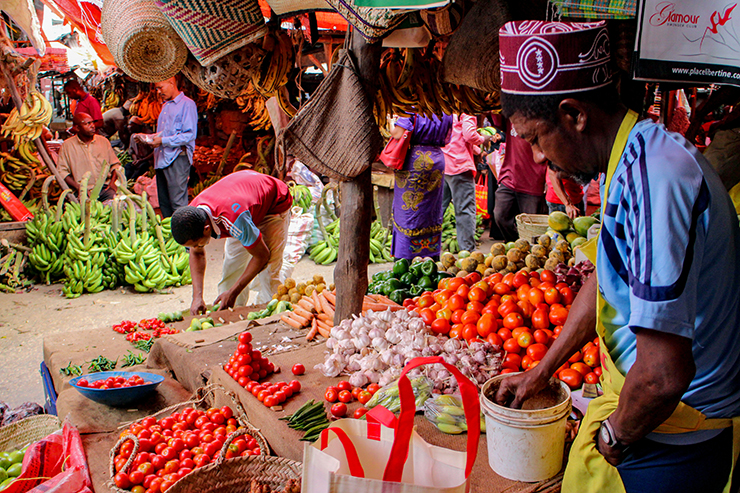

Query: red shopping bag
left=303, top=356, right=480, bottom=493
left=475, top=173, right=489, bottom=219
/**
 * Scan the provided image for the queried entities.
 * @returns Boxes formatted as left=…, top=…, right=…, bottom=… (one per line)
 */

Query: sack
left=303, top=356, right=480, bottom=493
left=279, top=207, right=315, bottom=281
left=276, top=45, right=383, bottom=181
left=325, top=0, right=411, bottom=42
left=475, top=173, right=489, bottom=219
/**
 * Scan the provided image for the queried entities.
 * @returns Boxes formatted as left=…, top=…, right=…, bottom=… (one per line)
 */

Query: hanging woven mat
left=166, top=429, right=302, bottom=493
left=0, top=415, right=61, bottom=452
left=107, top=384, right=270, bottom=493
left=276, top=46, right=382, bottom=181
left=180, top=43, right=265, bottom=99
left=442, top=0, right=511, bottom=93
left=101, top=0, right=188, bottom=83
left=156, top=0, right=268, bottom=67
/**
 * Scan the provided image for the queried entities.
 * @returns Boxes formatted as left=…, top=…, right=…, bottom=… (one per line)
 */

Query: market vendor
left=64, top=79, right=103, bottom=131
left=494, top=21, right=740, bottom=493
left=57, top=112, right=121, bottom=201
left=170, top=170, right=292, bottom=314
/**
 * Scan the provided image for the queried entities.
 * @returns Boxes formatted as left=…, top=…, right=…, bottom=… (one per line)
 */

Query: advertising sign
left=634, top=0, right=740, bottom=86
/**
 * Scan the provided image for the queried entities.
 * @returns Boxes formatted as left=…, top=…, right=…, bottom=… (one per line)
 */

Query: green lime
left=0, top=455, right=10, bottom=471
left=0, top=477, right=14, bottom=491
left=0, top=467, right=7, bottom=483
left=6, top=463, right=21, bottom=477
left=7, top=451, right=23, bottom=465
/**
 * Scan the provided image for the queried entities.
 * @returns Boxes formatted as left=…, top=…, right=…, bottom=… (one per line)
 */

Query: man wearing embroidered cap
left=494, top=21, right=740, bottom=493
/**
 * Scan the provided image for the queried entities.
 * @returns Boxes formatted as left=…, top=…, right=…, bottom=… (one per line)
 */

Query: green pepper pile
left=367, top=258, right=453, bottom=304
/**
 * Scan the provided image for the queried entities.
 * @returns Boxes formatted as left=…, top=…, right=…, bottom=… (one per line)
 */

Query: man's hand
left=149, top=135, right=162, bottom=147
left=494, top=369, right=550, bottom=409
left=565, top=203, right=579, bottom=219
left=596, top=426, right=627, bottom=466
left=191, top=297, right=206, bottom=315
left=214, top=289, right=238, bottom=311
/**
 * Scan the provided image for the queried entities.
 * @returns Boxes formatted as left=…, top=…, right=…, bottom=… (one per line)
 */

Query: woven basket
left=420, top=1, right=466, bottom=36
left=180, top=43, right=264, bottom=99
left=276, top=46, right=382, bottom=181
left=108, top=384, right=269, bottom=493
left=442, top=0, right=511, bottom=93
left=0, top=415, right=61, bottom=453
left=101, top=0, right=188, bottom=83
left=156, top=0, right=268, bottom=67
left=516, top=213, right=550, bottom=241
left=167, top=429, right=301, bottom=493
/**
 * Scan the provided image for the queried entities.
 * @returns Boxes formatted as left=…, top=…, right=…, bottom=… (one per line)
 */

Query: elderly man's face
left=510, top=112, right=599, bottom=187
left=155, top=80, right=178, bottom=101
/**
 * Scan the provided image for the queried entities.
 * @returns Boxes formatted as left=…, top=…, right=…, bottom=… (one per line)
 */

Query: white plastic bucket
left=480, top=373, right=572, bottom=482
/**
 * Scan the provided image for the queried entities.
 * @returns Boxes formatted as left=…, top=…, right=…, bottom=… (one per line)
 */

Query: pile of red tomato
left=323, top=381, right=381, bottom=419
left=112, top=405, right=261, bottom=493
left=114, top=319, right=179, bottom=342
left=76, top=374, right=148, bottom=389
left=404, top=269, right=601, bottom=390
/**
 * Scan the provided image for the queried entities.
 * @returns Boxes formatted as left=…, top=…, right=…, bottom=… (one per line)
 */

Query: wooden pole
left=215, top=130, right=238, bottom=177
left=334, top=31, right=382, bottom=322
left=0, top=62, right=74, bottom=199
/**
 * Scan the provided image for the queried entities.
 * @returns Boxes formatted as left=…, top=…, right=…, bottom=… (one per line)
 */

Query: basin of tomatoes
left=405, top=269, right=601, bottom=390
left=112, top=405, right=261, bottom=493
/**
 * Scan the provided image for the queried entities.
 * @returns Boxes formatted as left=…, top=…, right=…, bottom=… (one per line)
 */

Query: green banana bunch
left=289, top=183, right=313, bottom=214
left=440, top=204, right=485, bottom=255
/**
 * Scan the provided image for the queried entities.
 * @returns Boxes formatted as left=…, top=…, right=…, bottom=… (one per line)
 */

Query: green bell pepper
left=392, top=258, right=410, bottom=277
left=389, top=288, right=410, bottom=305
left=408, top=285, right=424, bottom=297
left=383, top=278, right=402, bottom=296
left=417, top=275, right=436, bottom=291
left=399, top=272, right=416, bottom=287
left=420, top=259, right=438, bottom=277
left=372, top=271, right=392, bottom=282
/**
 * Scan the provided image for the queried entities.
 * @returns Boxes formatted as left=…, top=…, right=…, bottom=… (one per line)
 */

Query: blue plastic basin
left=69, top=371, right=164, bottom=407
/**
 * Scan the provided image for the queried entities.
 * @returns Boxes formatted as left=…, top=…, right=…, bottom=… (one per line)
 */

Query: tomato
left=526, top=343, right=548, bottom=362
left=451, top=309, right=465, bottom=325
left=367, top=383, right=381, bottom=395
left=516, top=284, right=530, bottom=302
left=289, top=380, right=301, bottom=393
left=351, top=387, right=362, bottom=400
left=264, top=395, right=277, bottom=407
left=568, top=350, right=583, bottom=364
left=517, top=331, right=534, bottom=349
left=448, top=277, right=465, bottom=291
left=288, top=363, right=305, bottom=376
left=353, top=408, right=368, bottom=419
left=193, top=454, right=210, bottom=468
left=570, top=362, right=591, bottom=377
left=558, top=369, right=583, bottom=389
left=455, top=284, right=470, bottom=299
left=238, top=331, right=252, bottom=344
left=476, top=313, right=497, bottom=338
left=151, top=454, right=166, bottom=470
left=464, top=272, right=481, bottom=285
left=549, top=304, right=569, bottom=326
left=584, top=372, right=600, bottom=384
left=257, top=390, right=270, bottom=402
left=331, top=403, right=348, bottom=418
left=503, top=353, right=522, bottom=370
left=468, top=287, right=487, bottom=303
left=521, top=355, right=533, bottom=370
left=430, top=318, right=451, bottom=335
left=559, top=286, right=575, bottom=305
left=338, top=390, right=353, bottom=403
left=544, top=287, right=562, bottom=305
left=161, top=447, right=177, bottom=461
left=130, top=470, right=146, bottom=485
left=473, top=280, right=491, bottom=296
left=336, top=381, right=352, bottom=392
left=533, top=329, right=551, bottom=346
left=503, top=338, right=521, bottom=354
left=462, top=323, right=478, bottom=342
left=582, top=347, right=599, bottom=367
left=448, top=294, right=466, bottom=312
left=540, top=270, right=556, bottom=283
left=502, top=312, right=524, bottom=329
left=325, top=388, right=338, bottom=402
left=498, top=300, right=521, bottom=317
left=593, top=366, right=603, bottom=377
left=419, top=308, right=436, bottom=325
left=433, top=289, right=453, bottom=305
left=493, top=282, right=510, bottom=295
left=138, top=462, right=155, bottom=476
left=501, top=368, right=518, bottom=374
left=357, top=390, right=372, bottom=404
left=490, top=272, right=504, bottom=284
left=486, top=332, right=503, bottom=346
left=502, top=272, right=516, bottom=287
left=115, top=472, right=132, bottom=489
left=436, top=307, right=452, bottom=321
left=417, top=294, right=434, bottom=308
left=449, top=325, right=462, bottom=339
left=528, top=309, right=547, bottom=332
left=497, top=327, right=512, bottom=340
left=461, top=310, right=480, bottom=325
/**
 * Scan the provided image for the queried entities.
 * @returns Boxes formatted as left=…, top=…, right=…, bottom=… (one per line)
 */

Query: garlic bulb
left=349, top=372, right=369, bottom=388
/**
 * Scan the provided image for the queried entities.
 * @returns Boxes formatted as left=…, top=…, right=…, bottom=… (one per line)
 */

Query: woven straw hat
left=101, top=0, right=188, bottom=83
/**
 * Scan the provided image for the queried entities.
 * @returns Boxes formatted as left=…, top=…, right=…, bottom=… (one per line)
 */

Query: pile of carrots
left=280, top=290, right=405, bottom=341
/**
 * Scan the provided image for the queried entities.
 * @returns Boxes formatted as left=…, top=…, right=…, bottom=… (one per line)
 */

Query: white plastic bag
left=280, top=207, right=315, bottom=281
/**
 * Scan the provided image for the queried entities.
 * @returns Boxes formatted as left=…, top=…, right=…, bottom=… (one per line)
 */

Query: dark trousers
left=487, top=168, right=504, bottom=240
left=617, top=428, right=732, bottom=493
left=493, top=184, right=545, bottom=242
left=156, top=154, right=191, bottom=217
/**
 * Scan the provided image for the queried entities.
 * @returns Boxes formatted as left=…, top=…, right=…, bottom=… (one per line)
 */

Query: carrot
left=316, top=319, right=333, bottom=333
left=306, top=318, right=319, bottom=341
left=317, top=326, right=331, bottom=338
left=297, top=298, right=315, bottom=312
left=319, top=293, right=335, bottom=321
left=287, top=311, right=310, bottom=327
left=311, top=291, right=322, bottom=313
left=292, top=305, right=314, bottom=320
left=323, top=290, right=336, bottom=306
left=373, top=294, right=401, bottom=307
left=316, top=312, right=333, bottom=324
left=363, top=301, right=405, bottom=312
left=281, top=314, right=303, bottom=329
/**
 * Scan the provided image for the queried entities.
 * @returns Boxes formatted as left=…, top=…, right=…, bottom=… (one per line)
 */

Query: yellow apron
left=562, top=110, right=740, bottom=493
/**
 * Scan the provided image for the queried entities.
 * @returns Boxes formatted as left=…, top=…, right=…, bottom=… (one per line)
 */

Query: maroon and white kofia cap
left=499, top=21, right=612, bottom=95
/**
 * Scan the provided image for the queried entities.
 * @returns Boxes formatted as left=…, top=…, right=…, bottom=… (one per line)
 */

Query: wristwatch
left=599, top=418, right=629, bottom=452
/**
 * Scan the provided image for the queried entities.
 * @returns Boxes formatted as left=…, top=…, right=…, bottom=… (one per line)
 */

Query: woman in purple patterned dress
left=389, top=113, right=453, bottom=260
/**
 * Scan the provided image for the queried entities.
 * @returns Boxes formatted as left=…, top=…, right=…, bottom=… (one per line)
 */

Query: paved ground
left=0, top=235, right=497, bottom=408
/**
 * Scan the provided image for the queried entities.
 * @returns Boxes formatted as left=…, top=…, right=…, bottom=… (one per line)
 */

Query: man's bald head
left=154, top=76, right=180, bottom=101
left=73, top=112, right=96, bottom=140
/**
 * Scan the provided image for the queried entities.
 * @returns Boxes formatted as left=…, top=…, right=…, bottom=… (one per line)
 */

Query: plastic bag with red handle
left=4, top=420, right=92, bottom=493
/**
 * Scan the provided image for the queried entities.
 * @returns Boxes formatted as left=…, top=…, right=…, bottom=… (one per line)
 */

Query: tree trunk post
left=334, top=31, right=382, bottom=323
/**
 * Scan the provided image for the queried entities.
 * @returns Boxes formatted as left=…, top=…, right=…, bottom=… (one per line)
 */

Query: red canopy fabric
left=40, top=0, right=114, bottom=66
left=257, top=0, right=347, bottom=31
